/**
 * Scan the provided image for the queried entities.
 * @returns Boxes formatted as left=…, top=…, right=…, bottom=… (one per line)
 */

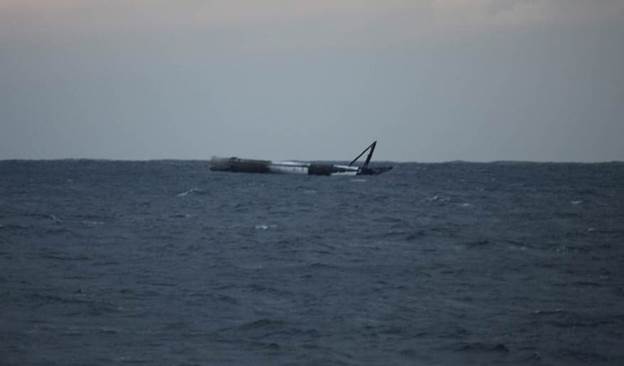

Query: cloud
left=431, top=0, right=624, bottom=29
left=1, top=0, right=623, bottom=70
left=2, top=0, right=623, bottom=44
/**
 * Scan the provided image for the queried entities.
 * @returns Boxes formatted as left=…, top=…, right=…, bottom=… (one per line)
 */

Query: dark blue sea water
left=1, top=160, right=623, bottom=365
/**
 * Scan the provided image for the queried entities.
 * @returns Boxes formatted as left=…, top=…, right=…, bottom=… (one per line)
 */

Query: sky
left=1, top=0, right=623, bottom=162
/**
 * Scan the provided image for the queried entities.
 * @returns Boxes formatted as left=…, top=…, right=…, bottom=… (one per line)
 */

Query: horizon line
left=1, top=158, right=622, bottom=165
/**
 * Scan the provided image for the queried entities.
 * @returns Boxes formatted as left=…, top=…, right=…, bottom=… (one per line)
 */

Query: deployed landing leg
left=349, top=141, right=377, bottom=168
left=349, top=141, right=392, bottom=176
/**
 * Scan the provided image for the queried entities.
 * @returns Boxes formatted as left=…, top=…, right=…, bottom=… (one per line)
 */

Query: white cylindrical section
left=330, top=165, right=359, bottom=176
left=330, top=171, right=358, bottom=176
left=269, top=161, right=309, bottom=174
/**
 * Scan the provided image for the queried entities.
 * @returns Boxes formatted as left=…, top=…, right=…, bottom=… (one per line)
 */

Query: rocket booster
left=210, top=141, right=392, bottom=176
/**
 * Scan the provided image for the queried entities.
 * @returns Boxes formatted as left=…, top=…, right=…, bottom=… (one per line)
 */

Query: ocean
left=1, top=160, right=623, bottom=365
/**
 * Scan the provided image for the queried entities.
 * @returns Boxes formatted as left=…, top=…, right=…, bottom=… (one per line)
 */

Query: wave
left=456, top=342, right=510, bottom=353
left=176, top=187, right=208, bottom=197
left=236, top=318, right=288, bottom=331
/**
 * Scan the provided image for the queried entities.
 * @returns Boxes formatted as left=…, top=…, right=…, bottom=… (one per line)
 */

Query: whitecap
left=49, top=214, right=62, bottom=223
left=177, top=188, right=198, bottom=197
left=82, top=220, right=104, bottom=226
left=427, top=195, right=449, bottom=202
left=254, top=224, right=277, bottom=230
left=170, top=213, right=191, bottom=219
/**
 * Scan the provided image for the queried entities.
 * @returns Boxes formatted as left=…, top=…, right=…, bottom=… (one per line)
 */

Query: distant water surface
left=1, top=161, right=623, bottom=365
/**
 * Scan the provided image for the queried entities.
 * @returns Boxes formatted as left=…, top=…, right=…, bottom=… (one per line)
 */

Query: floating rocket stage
left=210, top=141, right=392, bottom=176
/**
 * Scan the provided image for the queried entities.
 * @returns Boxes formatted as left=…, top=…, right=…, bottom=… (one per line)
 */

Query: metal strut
left=349, top=141, right=377, bottom=167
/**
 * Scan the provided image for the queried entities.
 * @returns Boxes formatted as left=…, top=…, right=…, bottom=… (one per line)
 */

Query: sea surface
left=1, top=160, right=623, bottom=365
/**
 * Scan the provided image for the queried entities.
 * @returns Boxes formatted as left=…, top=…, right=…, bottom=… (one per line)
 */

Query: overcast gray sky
left=1, top=0, right=623, bottom=162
